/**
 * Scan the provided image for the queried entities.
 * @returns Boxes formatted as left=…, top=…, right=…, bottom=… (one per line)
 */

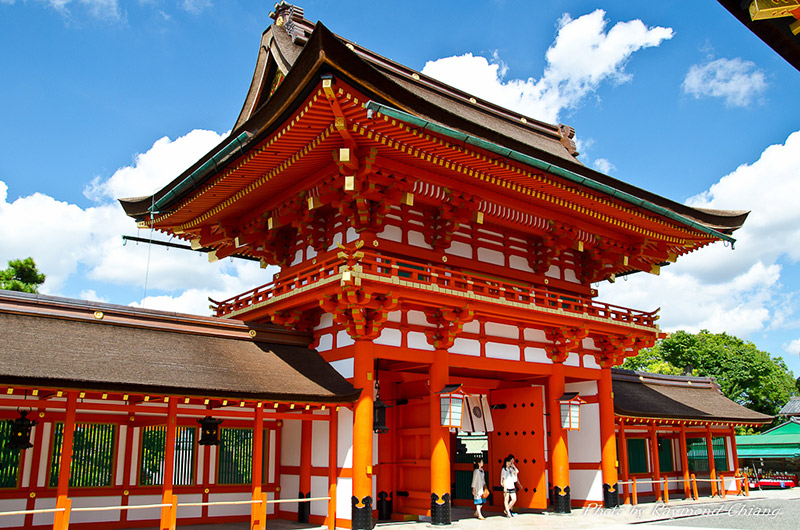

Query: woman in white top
left=471, top=457, right=486, bottom=520
left=500, top=454, right=519, bottom=517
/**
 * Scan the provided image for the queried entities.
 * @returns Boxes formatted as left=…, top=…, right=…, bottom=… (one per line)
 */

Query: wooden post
left=548, top=362, right=570, bottom=513
left=326, top=407, right=338, bottom=530
left=376, top=379, right=394, bottom=521
left=120, top=421, right=136, bottom=525
left=429, top=349, right=451, bottom=525
left=663, top=476, right=669, bottom=503
left=743, top=474, right=750, bottom=496
left=618, top=420, right=630, bottom=504
left=53, top=391, right=77, bottom=530
left=719, top=474, right=726, bottom=498
left=705, top=425, right=717, bottom=497
left=598, top=368, right=619, bottom=508
left=679, top=423, right=691, bottom=499
left=298, top=419, right=313, bottom=523
left=352, top=339, right=374, bottom=530
left=631, top=477, right=638, bottom=506
left=160, top=398, right=178, bottom=530
left=251, top=404, right=265, bottom=530
left=649, top=424, right=661, bottom=501
left=691, top=473, right=698, bottom=500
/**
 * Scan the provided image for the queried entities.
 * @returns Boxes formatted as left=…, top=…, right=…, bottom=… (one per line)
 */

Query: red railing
left=211, top=250, right=658, bottom=327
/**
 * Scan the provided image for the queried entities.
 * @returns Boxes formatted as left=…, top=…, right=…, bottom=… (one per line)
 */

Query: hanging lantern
left=373, top=381, right=391, bottom=433
left=197, top=416, right=224, bottom=446
left=6, top=410, right=38, bottom=450
left=558, top=392, right=585, bottom=431
left=438, top=384, right=465, bottom=429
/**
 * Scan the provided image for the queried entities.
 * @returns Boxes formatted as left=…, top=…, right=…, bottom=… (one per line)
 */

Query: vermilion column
left=598, top=367, right=619, bottom=508
left=352, top=339, right=374, bottom=530
left=705, top=425, right=717, bottom=496
left=548, top=362, right=570, bottom=513
left=251, top=405, right=264, bottom=530
left=649, top=424, right=661, bottom=500
left=429, top=349, right=450, bottom=525
left=618, top=421, right=630, bottom=504
left=376, top=379, right=394, bottom=521
left=729, top=426, right=739, bottom=472
left=298, top=419, right=313, bottom=523
left=53, top=391, right=77, bottom=530
left=326, top=407, right=338, bottom=530
left=160, top=398, right=178, bottom=530
left=679, top=423, right=691, bottom=499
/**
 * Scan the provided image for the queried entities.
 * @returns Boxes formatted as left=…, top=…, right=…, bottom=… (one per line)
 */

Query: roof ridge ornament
left=558, top=124, right=579, bottom=157
left=269, top=2, right=310, bottom=45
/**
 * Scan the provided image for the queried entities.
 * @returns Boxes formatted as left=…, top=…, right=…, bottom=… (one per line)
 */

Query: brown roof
left=119, top=9, right=748, bottom=238
left=0, top=291, right=358, bottom=403
left=612, top=368, right=772, bottom=424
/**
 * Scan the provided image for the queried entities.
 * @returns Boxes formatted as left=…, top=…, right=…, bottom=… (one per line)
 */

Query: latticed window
left=49, top=423, right=116, bottom=488
left=686, top=437, right=729, bottom=472
left=627, top=438, right=648, bottom=474
left=658, top=438, right=674, bottom=473
left=217, top=428, right=254, bottom=484
left=0, top=421, right=22, bottom=488
left=139, top=426, right=197, bottom=486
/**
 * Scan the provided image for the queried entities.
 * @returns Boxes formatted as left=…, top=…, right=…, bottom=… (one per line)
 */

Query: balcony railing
left=210, top=249, right=658, bottom=328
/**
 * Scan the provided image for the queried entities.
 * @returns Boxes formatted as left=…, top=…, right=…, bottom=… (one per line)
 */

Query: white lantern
left=438, top=384, right=465, bottom=429
left=558, top=392, right=584, bottom=431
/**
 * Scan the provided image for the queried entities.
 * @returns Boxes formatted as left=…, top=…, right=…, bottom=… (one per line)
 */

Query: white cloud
left=181, top=0, right=212, bottom=15
left=785, top=338, right=800, bottom=356
left=79, top=289, right=108, bottom=302
left=682, top=57, right=766, bottom=107
left=592, top=158, right=615, bottom=174
left=601, top=130, right=800, bottom=340
left=38, top=0, right=123, bottom=20
left=421, top=9, right=673, bottom=123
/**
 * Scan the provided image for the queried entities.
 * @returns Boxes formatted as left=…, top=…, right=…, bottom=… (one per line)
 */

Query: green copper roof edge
left=149, top=130, right=252, bottom=214
left=364, top=101, right=736, bottom=245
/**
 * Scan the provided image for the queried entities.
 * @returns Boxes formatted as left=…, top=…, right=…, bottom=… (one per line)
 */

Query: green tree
left=0, top=257, right=46, bottom=293
left=623, top=330, right=795, bottom=421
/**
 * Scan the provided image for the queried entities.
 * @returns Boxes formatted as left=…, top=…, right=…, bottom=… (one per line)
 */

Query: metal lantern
left=197, top=416, right=224, bottom=446
left=373, top=397, right=390, bottom=433
left=558, top=392, right=585, bottom=431
left=6, top=410, right=38, bottom=450
left=438, top=384, right=465, bottom=429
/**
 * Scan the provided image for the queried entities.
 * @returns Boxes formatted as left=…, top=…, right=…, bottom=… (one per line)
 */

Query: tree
left=622, top=330, right=796, bottom=421
left=0, top=257, right=45, bottom=293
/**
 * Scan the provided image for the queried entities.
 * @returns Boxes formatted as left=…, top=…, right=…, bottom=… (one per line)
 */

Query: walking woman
left=471, top=457, right=487, bottom=520
left=500, top=454, right=519, bottom=517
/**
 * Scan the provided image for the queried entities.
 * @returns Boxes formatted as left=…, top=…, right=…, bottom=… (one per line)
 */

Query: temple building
left=0, top=3, right=767, bottom=530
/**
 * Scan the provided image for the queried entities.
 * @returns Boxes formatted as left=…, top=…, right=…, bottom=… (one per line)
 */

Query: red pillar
left=705, top=425, right=717, bottom=496
left=429, top=349, right=450, bottom=525
left=679, top=423, right=691, bottom=499
left=53, top=391, right=77, bottom=530
left=160, top=398, right=178, bottom=530
left=598, top=367, right=619, bottom=507
left=298, top=418, right=313, bottom=523
left=352, top=339, right=374, bottom=530
left=618, top=421, right=630, bottom=504
left=326, top=407, right=338, bottom=530
left=649, top=424, right=661, bottom=501
left=376, top=379, right=394, bottom=521
left=548, top=362, right=570, bottom=513
left=251, top=404, right=265, bottom=530
left=729, top=426, right=739, bottom=472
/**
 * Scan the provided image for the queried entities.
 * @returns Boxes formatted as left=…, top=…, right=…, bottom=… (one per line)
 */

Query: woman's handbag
left=481, top=486, right=490, bottom=499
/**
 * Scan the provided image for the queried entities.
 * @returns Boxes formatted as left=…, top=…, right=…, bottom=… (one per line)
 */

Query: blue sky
left=1, top=1, right=799, bottom=375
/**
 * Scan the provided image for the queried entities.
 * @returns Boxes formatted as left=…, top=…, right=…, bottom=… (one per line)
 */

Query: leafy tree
left=0, top=257, right=45, bottom=293
left=622, top=330, right=795, bottom=422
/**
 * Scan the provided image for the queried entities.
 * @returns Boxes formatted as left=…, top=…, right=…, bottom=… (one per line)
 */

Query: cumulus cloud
left=600, top=130, right=800, bottom=340
left=39, top=0, right=123, bottom=21
left=682, top=57, right=767, bottom=107
left=421, top=9, right=673, bottom=124
left=181, top=0, right=212, bottom=15
left=785, top=338, right=800, bottom=356
left=592, top=158, right=615, bottom=174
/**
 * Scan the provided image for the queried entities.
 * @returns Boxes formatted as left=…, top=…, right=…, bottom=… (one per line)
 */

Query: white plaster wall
left=311, top=420, right=330, bottom=468
left=268, top=430, right=277, bottom=483
left=583, top=355, right=600, bottom=369
left=175, top=493, right=202, bottom=519
left=477, top=247, right=504, bottom=266
left=408, top=231, right=433, bottom=249
left=208, top=492, right=251, bottom=517
left=316, top=333, right=333, bottom=352
left=346, top=227, right=359, bottom=243
left=569, top=469, right=603, bottom=501
left=338, top=408, right=354, bottom=468
left=462, top=320, right=480, bottom=333
left=509, top=254, right=533, bottom=272
left=336, top=477, right=353, bottom=521
left=450, top=337, right=481, bottom=356
left=32, top=497, right=56, bottom=527
left=485, top=341, right=519, bottom=361
left=311, top=475, right=329, bottom=516
left=330, top=358, right=354, bottom=379
left=565, top=381, right=598, bottom=396
left=484, top=322, right=518, bottom=339
left=281, top=420, right=302, bottom=466
left=378, top=224, right=403, bottom=242
left=20, top=429, right=33, bottom=488
left=306, top=246, right=317, bottom=259
left=524, top=347, right=552, bottom=363
left=329, top=231, right=343, bottom=250
left=545, top=265, right=560, bottom=278
left=0, top=499, right=26, bottom=528
left=208, top=445, right=217, bottom=484
left=291, top=249, right=303, bottom=266
left=524, top=328, right=548, bottom=342
left=564, top=268, right=579, bottom=283
left=582, top=337, right=598, bottom=350
left=567, top=403, right=601, bottom=463
left=445, top=241, right=472, bottom=258
left=125, top=494, right=162, bottom=521
left=114, top=425, right=126, bottom=487
left=337, top=330, right=355, bottom=348
left=315, top=313, right=334, bottom=330
left=281, top=474, right=301, bottom=512
left=197, top=445, right=205, bottom=485
left=406, top=310, right=433, bottom=326
left=387, top=310, right=402, bottom=322
left=37, top=422, right=51, bottom=487
left=564, top=352, right=580, bottom=367
left=407, top=331, right=435, bottom=351
left=375, top=328, right=402, bottom=346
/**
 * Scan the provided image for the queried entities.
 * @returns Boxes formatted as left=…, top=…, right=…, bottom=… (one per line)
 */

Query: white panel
left=336, top=477, right=353, bottom=520
left=524, top=347, right=552, bottom=363
left=338, top=407, right=354, bottom=468
left=311, top=475, right=329, bottom=516
left=387, top=310, right=402, bottom=323
left=306, top=246, right=317, bottom=259
left=582, top=337, right=598, bottom=350
left=267, top=491, right=276, bottom=515
left=508, top=254, right=533, bottom=272
left=280, top=474, right=301, bottom=512
left=291, top=249, right=303, bottom=266
left=208, top=446, right=217, bottom=484
left=208, top=492, right=250, bottom=517
left=583, top=355, right=600, bottom=369
left=407, top=331, right=435, bottom=351
left=316, top=313, right=334, bottom=330
left=281, top=420, right=302, bottom=466
left=330, top=358, right=354, bottom=379
left=316, top=333, right=333, bottom=352
left=33, top=497, right=56, bottom=527
left=564, top=268, right=579, bottom=283
left=38, top=422, right=51, bottom=487
left=124, top=494, right=162, bottom=521
left=197, top=445, right=205, bottom=485
left=524, top=328, right=548, bottom=342
left=20, top=426, right=34, bottom=488
left=477, top=247, right=504, bottom=266
left=337, top=330, right=355, bottom=348
left=569, top=469, right=603, bottom=501
left=0, top=499, right=26, bottom=528
left=346, top=226, right=359, bottom=243
left=175, top=493, right=203, bottom=518
left=311, top=420, right=330, bottom=468
left=269, top=430, right=277, bottom=483
left=450, top=337, right=481, bottom=356
left=329, top=231, right=343, bottom=250
left=565, top=381, right=598, bottom=396
left=545, top=265, right=560, bottom=278
left=375, top=327, right=402, bottom=346
left=462, top=320, right=480, bottom=334
left=379, top=224, right=403, bottom=242
left=564, top=352, right=580, bottom=366
left=567, top=403, right=601, bottom=463
left=408, top=230, right=433, bottom=249
left=445, top=240, right=472, bottom=258
left=129, top=427, right=140, bottom=486
left=485, top=341, right=519, bottom=361
left=406, top=310, right=433, bottom=327
left=115, top=425, right=127, bottom=486
left=484, top=322, right=518, bottom=339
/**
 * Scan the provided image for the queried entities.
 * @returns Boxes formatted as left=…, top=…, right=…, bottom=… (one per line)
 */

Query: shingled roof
left=613, top=368, right=772, bottom=424
left=0, top=290, right=359, bottom=403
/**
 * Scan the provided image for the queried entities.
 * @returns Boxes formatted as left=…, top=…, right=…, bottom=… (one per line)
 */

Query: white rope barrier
left=71, top=503, right=171, bottom=513
left=0, top=507, right=65, bottom=517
